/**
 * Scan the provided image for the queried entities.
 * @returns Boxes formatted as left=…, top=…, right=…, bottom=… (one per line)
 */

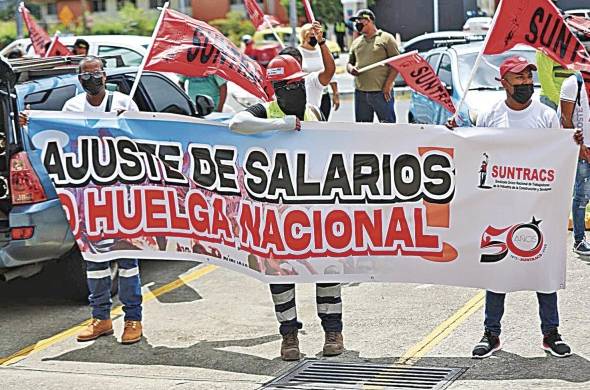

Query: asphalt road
left=0, top=233, right=589, bottom=389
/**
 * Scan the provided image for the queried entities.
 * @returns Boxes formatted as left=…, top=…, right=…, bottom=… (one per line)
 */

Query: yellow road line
left=395, top=290, right=485, bottom=365
left=0, top=264, right=217, bottom=367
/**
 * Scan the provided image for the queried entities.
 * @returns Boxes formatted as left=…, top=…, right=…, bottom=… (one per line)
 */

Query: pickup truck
left=0, top=56, right=216, bottom=299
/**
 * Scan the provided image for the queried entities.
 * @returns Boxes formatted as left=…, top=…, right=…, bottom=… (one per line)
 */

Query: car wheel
left=59, top=247, right=119, bottom=302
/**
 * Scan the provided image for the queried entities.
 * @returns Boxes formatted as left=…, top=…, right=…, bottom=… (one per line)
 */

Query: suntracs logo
left=476, top=153, right=556, bottom=192
left=480, top=217, right=546, bottom=263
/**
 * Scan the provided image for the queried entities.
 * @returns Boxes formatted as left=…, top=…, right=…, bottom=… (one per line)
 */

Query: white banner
left=28, top=112, right=578, bottom=292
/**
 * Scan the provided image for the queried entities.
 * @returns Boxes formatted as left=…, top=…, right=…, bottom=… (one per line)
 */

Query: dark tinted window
left=140, top=75, right=193, bottom=115
left=405, top=39, right=435, bottom=53
left=24, top=85, right=77, bottom=110
left=437, top=54, right=452, bottom=87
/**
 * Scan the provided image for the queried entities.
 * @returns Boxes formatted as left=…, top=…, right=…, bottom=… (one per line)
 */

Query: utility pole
left=15, top=0, right=23, bottom=39
left=289, top=0, right=297, bottom=46
left=433, top=0, right=439, bottom=32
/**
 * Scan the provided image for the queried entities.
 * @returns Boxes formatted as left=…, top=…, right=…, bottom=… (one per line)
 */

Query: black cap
left=74, top=38, right=89, bottom=49
left=350, top=9, right=375, bottom=22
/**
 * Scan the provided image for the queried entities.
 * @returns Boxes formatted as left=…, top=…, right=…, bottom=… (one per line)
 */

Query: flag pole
left=264, top=15, right=285, bottom=48
left=357, top=51, right=418, bottom=73
left=126, top=1, right=169, bottom=110
left=450, top=0, right=502, bottom=122
left=44, top=31, right=59, bottom=58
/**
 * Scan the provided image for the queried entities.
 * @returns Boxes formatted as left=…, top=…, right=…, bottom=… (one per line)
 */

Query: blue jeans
left=573, top=159, right=590, bottom=243
left=86, top=259, right=142, bottom=321
left=484, top=290, right=558, bottom=336
left=354, top=90, right=396, bottom=123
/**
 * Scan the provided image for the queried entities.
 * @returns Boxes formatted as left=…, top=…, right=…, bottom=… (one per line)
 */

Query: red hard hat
left=266, top=55, right=308, bottom=82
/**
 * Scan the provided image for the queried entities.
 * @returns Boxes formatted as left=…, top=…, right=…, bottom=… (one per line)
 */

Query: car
left=408, top=42, right=540, bottom=126
left=462, top=17, right=493, bottom=35
left=1, top=35, right=151, bottom=67
left=565, top=9, right=590, bottom=19
left=0, top=56, right=216, bottom=299
left=253, top=27, right=341, bottom=58
left=402, top=31, right=475, bottom=53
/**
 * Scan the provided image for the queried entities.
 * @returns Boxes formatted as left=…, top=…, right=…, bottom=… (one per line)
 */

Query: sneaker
left=280, top=330, right=300, bottom=361
left=76, top=318, right=113, bottom=342
left=121, top=320, right=142, bottom=345
left=543, top=329, right=572, bottom=357
left=472, top=330, right=501, bottom=359
left=323, top=331, right=344, bottom=357
left=573, top=240, right=590, bottom=256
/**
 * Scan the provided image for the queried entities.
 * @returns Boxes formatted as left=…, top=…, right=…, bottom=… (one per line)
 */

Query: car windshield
left=458, top=50, right=540, bottom=91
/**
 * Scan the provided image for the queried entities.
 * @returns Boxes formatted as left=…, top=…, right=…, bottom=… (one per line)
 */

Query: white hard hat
left=242, top=34, right=253, bottom=43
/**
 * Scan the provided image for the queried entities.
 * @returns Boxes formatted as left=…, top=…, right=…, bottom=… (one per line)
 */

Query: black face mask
left=355, top=22, right=365, bottom=33
left=308, top=36, right=318, bottom=47
left=81, top=77, right=105, bottom=96
left=509, top=83, right=534, bottom=104
left=275, top=82, right=307, bottom=119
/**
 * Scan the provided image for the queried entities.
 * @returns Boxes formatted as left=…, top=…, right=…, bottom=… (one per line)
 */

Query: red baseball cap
left=499, top=56, right=537, bottom=79
left=266, top=55, right=308, bottom=83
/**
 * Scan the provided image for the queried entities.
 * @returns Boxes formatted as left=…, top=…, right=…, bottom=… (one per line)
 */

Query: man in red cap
left=229, top=55, right=344, bottom=362
left=472, top=56, right=575, bottom=359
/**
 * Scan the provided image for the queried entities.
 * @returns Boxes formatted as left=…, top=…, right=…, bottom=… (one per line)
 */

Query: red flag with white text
left=483, top=0, right=590, bottom=71
left=143, top=9, right=272, bottom=101
left=387, top=51, right=456, bottom=114
left=18, top=3, right=51, bottom=56
left=302, top=0, right=315, bottom=23
left=45, top=34, right=74, bottom=57
left=567, top=15, right=590, bottom=37
left=243, top=0, right=265, bottom=29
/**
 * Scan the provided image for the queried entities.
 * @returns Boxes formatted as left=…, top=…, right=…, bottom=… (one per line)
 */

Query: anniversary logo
left=27, top=113, right=578, bottom=291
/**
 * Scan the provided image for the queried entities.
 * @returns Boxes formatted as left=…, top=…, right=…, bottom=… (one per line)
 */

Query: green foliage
left=0, top=21, right=16, bottom=49
left=88, top=4, right=157, bottom=36
left=210, top=11, right=255, bottom=46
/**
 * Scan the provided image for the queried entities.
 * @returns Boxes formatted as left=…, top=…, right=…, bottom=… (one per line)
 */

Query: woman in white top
left=299, top=23, right=340, bottom=120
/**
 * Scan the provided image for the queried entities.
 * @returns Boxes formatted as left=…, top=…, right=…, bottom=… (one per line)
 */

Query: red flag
left=243, top=0, right=265, bottom=29
left=18, top=3, right=51, bottom=56
left=45, top=34, right=74, bottom=57
left=483, top=0, right=590, bottom=72
left=143, top=9, right=272, bottom=101
left=567, top=15, right=590, bottom=37
left=302, top=0, right=315, bottom=23
left=258, top=15, right=281, bottom=31
left=387, top=51, right=456, bottom=114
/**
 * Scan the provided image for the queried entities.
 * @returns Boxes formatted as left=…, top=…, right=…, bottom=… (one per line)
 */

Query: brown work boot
left=323, top=331, right=344, bottom=356
left=76, top=318, right=113, bottom=342
left=121, top=320, right=143, bottom=345
left=280, top=330, right=300, bottom=361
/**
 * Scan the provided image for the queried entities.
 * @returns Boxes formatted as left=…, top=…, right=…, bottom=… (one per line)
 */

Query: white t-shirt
left=476, top=99, right=559, bottom=129
left=62, top=91, right=139, bottom=113
left=559, top=74, right=589, bottom=143
left=300, top=46, right=324, bottom=73
left=305, top=72, right=324, bottom=111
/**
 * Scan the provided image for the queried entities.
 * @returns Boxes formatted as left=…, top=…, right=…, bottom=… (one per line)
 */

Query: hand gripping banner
left=27, top=112, right=577, bottom=292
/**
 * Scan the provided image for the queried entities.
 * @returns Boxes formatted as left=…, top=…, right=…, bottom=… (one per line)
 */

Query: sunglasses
left=79, top=71, right=104, bottom=81
left=274, top=80, right=305, bottom=92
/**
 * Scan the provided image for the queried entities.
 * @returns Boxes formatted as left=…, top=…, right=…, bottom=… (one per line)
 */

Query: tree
left=278, top=0, right=376, bottom=24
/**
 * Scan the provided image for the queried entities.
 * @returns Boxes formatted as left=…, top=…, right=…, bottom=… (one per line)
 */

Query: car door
left=411, top=53, right=441, bottom=124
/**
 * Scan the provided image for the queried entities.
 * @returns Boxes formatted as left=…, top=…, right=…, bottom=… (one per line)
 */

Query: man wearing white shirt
left=472, top=56, right=574, bottom=359
left=560, top=72, right=590, bottom=255
left=62, top=56, right=143, bottom=346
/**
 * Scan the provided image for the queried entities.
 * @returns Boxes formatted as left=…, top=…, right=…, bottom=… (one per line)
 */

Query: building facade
left=30, top=0, right=287, bottom=27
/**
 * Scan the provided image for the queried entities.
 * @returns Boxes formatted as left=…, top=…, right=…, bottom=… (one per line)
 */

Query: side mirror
left=195, top=94, right=215, bottom=117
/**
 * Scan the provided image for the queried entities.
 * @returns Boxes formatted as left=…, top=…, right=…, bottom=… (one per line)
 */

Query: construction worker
left=229, top=55, right=344, bottom=361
